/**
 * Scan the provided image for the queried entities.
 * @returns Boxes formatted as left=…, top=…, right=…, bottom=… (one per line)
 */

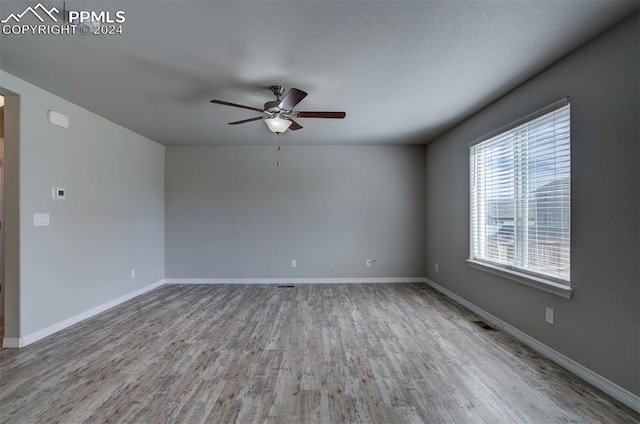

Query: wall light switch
left=291, top=259, right=296, bottom=268
left=34, top=213, right=50, bottom=226
left=366, top=259, right=372, bottom=267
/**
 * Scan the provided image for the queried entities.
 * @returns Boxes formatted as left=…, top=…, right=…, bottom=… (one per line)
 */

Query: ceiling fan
left=210, top=86, right=346, bottom=134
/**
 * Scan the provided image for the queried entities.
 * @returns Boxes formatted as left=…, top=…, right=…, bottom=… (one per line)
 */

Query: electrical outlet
left=290, top=259, right=296, bottom=268
left=545, top=307, right=554, bottom=325
left=366, top=259, right=372, bottom=267
left=435, top=263, right=439, bottom=272
left=130, top=269, right=136, bottom=279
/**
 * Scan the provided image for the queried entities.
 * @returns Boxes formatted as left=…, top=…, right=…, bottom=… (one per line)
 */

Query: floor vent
left=277, top=285, right=295, bottom=288
left=471, top=320, right=497, bottom=331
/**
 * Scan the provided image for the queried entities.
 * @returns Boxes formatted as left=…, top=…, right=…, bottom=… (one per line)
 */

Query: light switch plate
left=34, top=213, right=50, bottom=226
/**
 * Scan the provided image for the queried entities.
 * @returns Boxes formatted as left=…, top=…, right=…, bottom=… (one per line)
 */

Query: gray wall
left=0, top=70, right=166, bottom=338
left=166, top=145, right=425, bottom=278
left=425, top=15, right=639, bottom=395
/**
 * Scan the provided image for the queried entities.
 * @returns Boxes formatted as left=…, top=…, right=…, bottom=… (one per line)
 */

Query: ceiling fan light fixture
left=211, top=86, right=345, bottom=134
left=265, top=117, right=292, bottom=134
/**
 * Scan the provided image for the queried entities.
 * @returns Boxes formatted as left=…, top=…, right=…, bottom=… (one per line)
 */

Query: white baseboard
left=2, top=279, right=166, bottom=349
left=424, top=278, right=640, bottom=414
left=2, top=337, right=20, bottom=348
left=165, top=277, right=425, bottom=285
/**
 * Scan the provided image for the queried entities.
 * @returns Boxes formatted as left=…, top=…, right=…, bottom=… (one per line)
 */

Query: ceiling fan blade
left=288, top=119, right=303, bottom=131
left=296, top=111, right=346, bottom=119
left=211, top=99, right=264, bottom=113
left=228, top=116, right=264, bottom=125
left=278, top=88, right=308, bottom=110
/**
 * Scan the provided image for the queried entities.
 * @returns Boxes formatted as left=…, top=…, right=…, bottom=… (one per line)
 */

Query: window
left=469, top=100, right=570, bottom=287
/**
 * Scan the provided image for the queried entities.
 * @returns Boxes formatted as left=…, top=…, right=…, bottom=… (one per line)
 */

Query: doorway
left=0, top=94, right=4, bottom=337
left=0, top=90, right=18, bottom=347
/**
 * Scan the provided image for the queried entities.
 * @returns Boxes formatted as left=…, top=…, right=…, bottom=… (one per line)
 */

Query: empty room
left=0, top=1, right=638, bottom=423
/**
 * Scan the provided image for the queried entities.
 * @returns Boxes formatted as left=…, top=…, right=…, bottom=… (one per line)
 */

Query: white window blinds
left=470, top=102, right=570, bottom=284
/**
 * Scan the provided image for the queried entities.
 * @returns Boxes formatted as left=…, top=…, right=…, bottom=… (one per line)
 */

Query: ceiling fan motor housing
left=264, top=100, right=283, bottom=114
left=265, top=85, right=288, bottom=115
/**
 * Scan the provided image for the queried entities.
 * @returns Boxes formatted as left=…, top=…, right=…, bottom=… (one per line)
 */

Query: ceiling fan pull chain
left=277, top=140, right=281, bottom=167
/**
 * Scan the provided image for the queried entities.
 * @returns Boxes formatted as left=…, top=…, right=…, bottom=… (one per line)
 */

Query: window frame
left=467, top=98, right=572, bottom=299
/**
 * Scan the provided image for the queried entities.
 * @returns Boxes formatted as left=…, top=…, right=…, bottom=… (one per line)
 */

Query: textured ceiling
left=0, top=0, right=638, bottom=145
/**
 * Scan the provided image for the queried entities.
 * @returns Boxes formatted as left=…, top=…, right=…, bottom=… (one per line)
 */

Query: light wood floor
left=0, top=284, right=637, bottom=423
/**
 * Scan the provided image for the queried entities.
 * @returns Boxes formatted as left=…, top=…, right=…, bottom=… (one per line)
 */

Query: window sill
left=466, top=259, right=573, bottom=299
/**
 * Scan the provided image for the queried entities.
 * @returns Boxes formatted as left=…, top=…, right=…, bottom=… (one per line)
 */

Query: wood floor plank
left=0, top=283, right=637, bottom=423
